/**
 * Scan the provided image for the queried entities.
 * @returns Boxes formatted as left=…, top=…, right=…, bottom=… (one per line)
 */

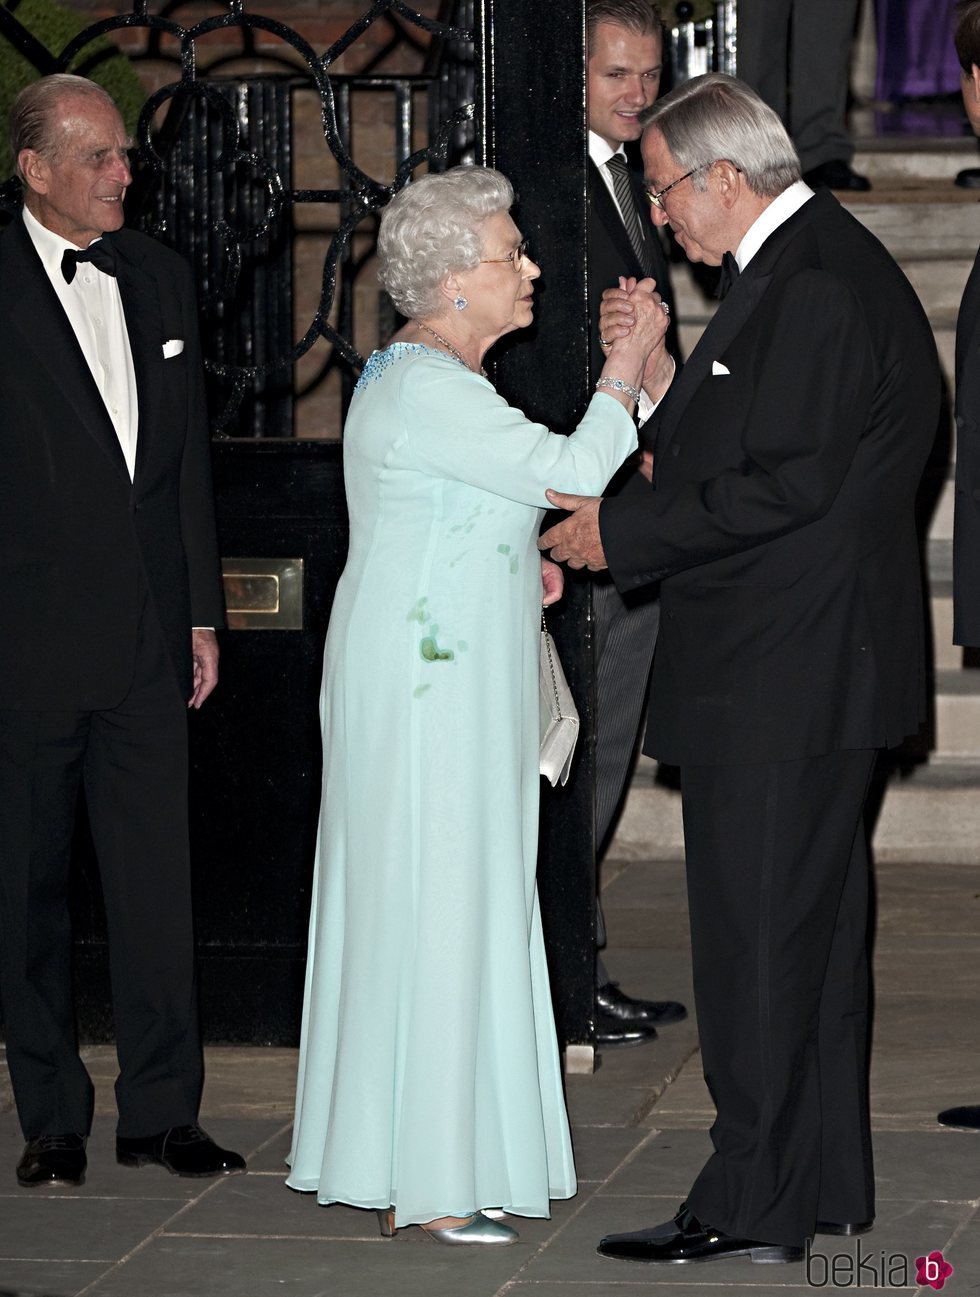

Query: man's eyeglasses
left=644, top=163, right=711, bottom=210
left=480, top=238, right=529, bottom=272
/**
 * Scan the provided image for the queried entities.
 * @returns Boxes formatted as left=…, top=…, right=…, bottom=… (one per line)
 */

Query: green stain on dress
left=407, top=597, right=430, bottom=624
left=413, top=684, right=432, bottom=698
left=420, top=632, right=454, bottom=662
left=497, top=543, right=519, bottom=575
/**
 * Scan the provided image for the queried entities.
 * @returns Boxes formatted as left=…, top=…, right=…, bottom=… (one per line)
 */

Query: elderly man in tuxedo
left=586, top=0, right=686, bottom=1048
left=941, top=0, right=980, bottom=1134
left=0, top=75, right=244, bottom=1187
left=541, top=73, right=940, bottom=1263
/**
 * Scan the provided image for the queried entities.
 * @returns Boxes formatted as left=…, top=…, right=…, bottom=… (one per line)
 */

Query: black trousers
left=681, top=748, right=877, bottom=1247
left=736, top=0, right=860, bottom=172
left=0, top=601, right=203, bottom=1139
left=592, top=577, right=660, bottom=980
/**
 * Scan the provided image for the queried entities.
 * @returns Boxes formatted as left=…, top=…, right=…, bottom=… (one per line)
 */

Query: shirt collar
left=22, top=205, right=109, bottom=283
left=734, top=179, right=814, bottom=272
left=589, top=131, right=626, bottom=169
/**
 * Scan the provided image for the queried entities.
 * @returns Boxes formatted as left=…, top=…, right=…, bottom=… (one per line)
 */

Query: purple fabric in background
left=876, top=0, right=961, bottom=100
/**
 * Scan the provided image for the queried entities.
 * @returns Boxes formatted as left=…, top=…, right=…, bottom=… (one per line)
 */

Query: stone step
left=932, top=583, right=959, bottom=671
left=902, top=255, right=976, bottom=318
left=933, top=667, right=980, bottom=757
left=840, top=187, right=979, bottom=260
left=608, top=757, right=980, bottom=863
left=853, top=139, right=977, bottom=185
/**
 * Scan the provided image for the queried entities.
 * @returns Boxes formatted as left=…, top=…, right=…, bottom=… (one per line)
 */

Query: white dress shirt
left=734, top=180, right=814, bottom=272
left=23, top=205, right=139, bottom=480
left=589, top=131, right=635, bottom=227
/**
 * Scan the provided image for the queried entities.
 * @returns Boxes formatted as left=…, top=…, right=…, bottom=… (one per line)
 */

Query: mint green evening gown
left=286, top=344, right=637, bottom=1226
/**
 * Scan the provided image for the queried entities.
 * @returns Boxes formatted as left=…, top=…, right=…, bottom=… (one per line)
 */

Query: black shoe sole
left=17, top=1172, right=86, bottom=1188
left=117, top=1151, right=245, bottom=1177
left=598, top=1244, right=804, bottom=1264
left=595, top=1032, right=658, bottom=1048
left=815, top=1221, right=874, bottom=1236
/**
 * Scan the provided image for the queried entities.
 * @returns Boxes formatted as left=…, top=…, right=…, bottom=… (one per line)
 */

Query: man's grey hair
left=10, top=74, right=120, bottom=182
left=377, top=166, right=515, bottom=320
left=586, top=0, right=663, bottom=55
left=640, top=72, right=801, bottom=199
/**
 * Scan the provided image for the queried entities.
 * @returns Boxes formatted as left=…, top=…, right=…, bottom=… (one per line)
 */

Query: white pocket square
left=162, top=339, right=184, bottom=358
left=712, top=360, right=730, bottom=376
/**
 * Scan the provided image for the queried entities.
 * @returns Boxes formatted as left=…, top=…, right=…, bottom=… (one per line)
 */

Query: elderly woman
left=286, top=166, right=668, bottom=1244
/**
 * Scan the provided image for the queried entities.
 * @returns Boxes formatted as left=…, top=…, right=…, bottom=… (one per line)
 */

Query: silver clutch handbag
left=539, top=611, right=580, bottom=787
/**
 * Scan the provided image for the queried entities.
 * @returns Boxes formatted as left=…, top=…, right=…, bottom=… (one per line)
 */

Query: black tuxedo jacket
left=587, top=156, right=679, bottom=384
left=952, top=247, right=980, bottom=646
left=600, top=189, right=941, bottom=765
left=0, top=215, right=224, bottom=710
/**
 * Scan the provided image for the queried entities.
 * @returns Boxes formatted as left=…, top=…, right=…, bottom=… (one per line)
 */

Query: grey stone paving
left=1, top=854, right=979, bottom=1296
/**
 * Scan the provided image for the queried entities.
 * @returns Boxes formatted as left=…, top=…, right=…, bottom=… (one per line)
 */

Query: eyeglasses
left=480, top=238, right=529, bottom=272
left=644, top=163, right=711, bottom=210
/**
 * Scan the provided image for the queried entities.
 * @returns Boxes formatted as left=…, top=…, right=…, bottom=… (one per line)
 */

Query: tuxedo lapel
left=654, top=267, right=773, bottom=458
left=2, top=219, right=129, bottom=478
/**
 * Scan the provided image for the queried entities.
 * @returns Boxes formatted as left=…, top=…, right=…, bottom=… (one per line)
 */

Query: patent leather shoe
left=802, top=159, right=871, bottom=192
left=937, top=1104, right=980, bottom=1129
left=116, top=1124, right=246, bottom=1177
left=17, top=1134, right=87, bottom=1187
left=815, top=1219, right=874, bottom=1236
left=596, top=981, right=687, bottom=1027
left=598, top=1206, right=804, bottom=1264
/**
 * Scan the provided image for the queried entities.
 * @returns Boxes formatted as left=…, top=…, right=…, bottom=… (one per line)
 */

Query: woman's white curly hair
left=377, top=166, right=515, bottom=319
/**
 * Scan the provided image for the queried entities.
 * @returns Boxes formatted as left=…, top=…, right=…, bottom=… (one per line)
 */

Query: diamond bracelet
left=595, top=376, right=642, bottom=403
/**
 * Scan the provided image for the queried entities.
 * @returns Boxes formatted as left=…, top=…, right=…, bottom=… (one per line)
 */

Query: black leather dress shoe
left=595, top=1016, right=659, bottom=1047
left=596, top=981, right=687, bottom=1027
left=598, top=1206, right=804, bottom=1264
left=116, top=1124, right=246, bottom=1177
left=17, top=1134, right=87, bottom=1187
left=955, top=168, right=980, bottom=190
left=815, top=1219, right=874, bottom=1236
left=803, top=160, right=871, bottom=192
left=937, top=1104, right=980, bottom=1129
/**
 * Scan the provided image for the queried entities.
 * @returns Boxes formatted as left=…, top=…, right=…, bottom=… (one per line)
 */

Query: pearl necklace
left=414, top=321, right=472, bottom=371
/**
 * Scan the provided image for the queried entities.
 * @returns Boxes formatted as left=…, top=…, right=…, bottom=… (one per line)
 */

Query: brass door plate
left=221, top=558, right=304, bottom=630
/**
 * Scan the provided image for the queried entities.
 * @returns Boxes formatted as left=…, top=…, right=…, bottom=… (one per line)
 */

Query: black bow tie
left=61, top=240, right=118, bottom=284
left=715, top=250, right=740, bottom=299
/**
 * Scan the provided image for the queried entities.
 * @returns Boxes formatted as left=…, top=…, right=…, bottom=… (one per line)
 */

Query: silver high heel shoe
left=377, top=1209, right=518, bottom=1245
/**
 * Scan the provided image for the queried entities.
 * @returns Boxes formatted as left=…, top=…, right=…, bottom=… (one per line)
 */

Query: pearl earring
left=454, top=295, right=468, bottom=311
